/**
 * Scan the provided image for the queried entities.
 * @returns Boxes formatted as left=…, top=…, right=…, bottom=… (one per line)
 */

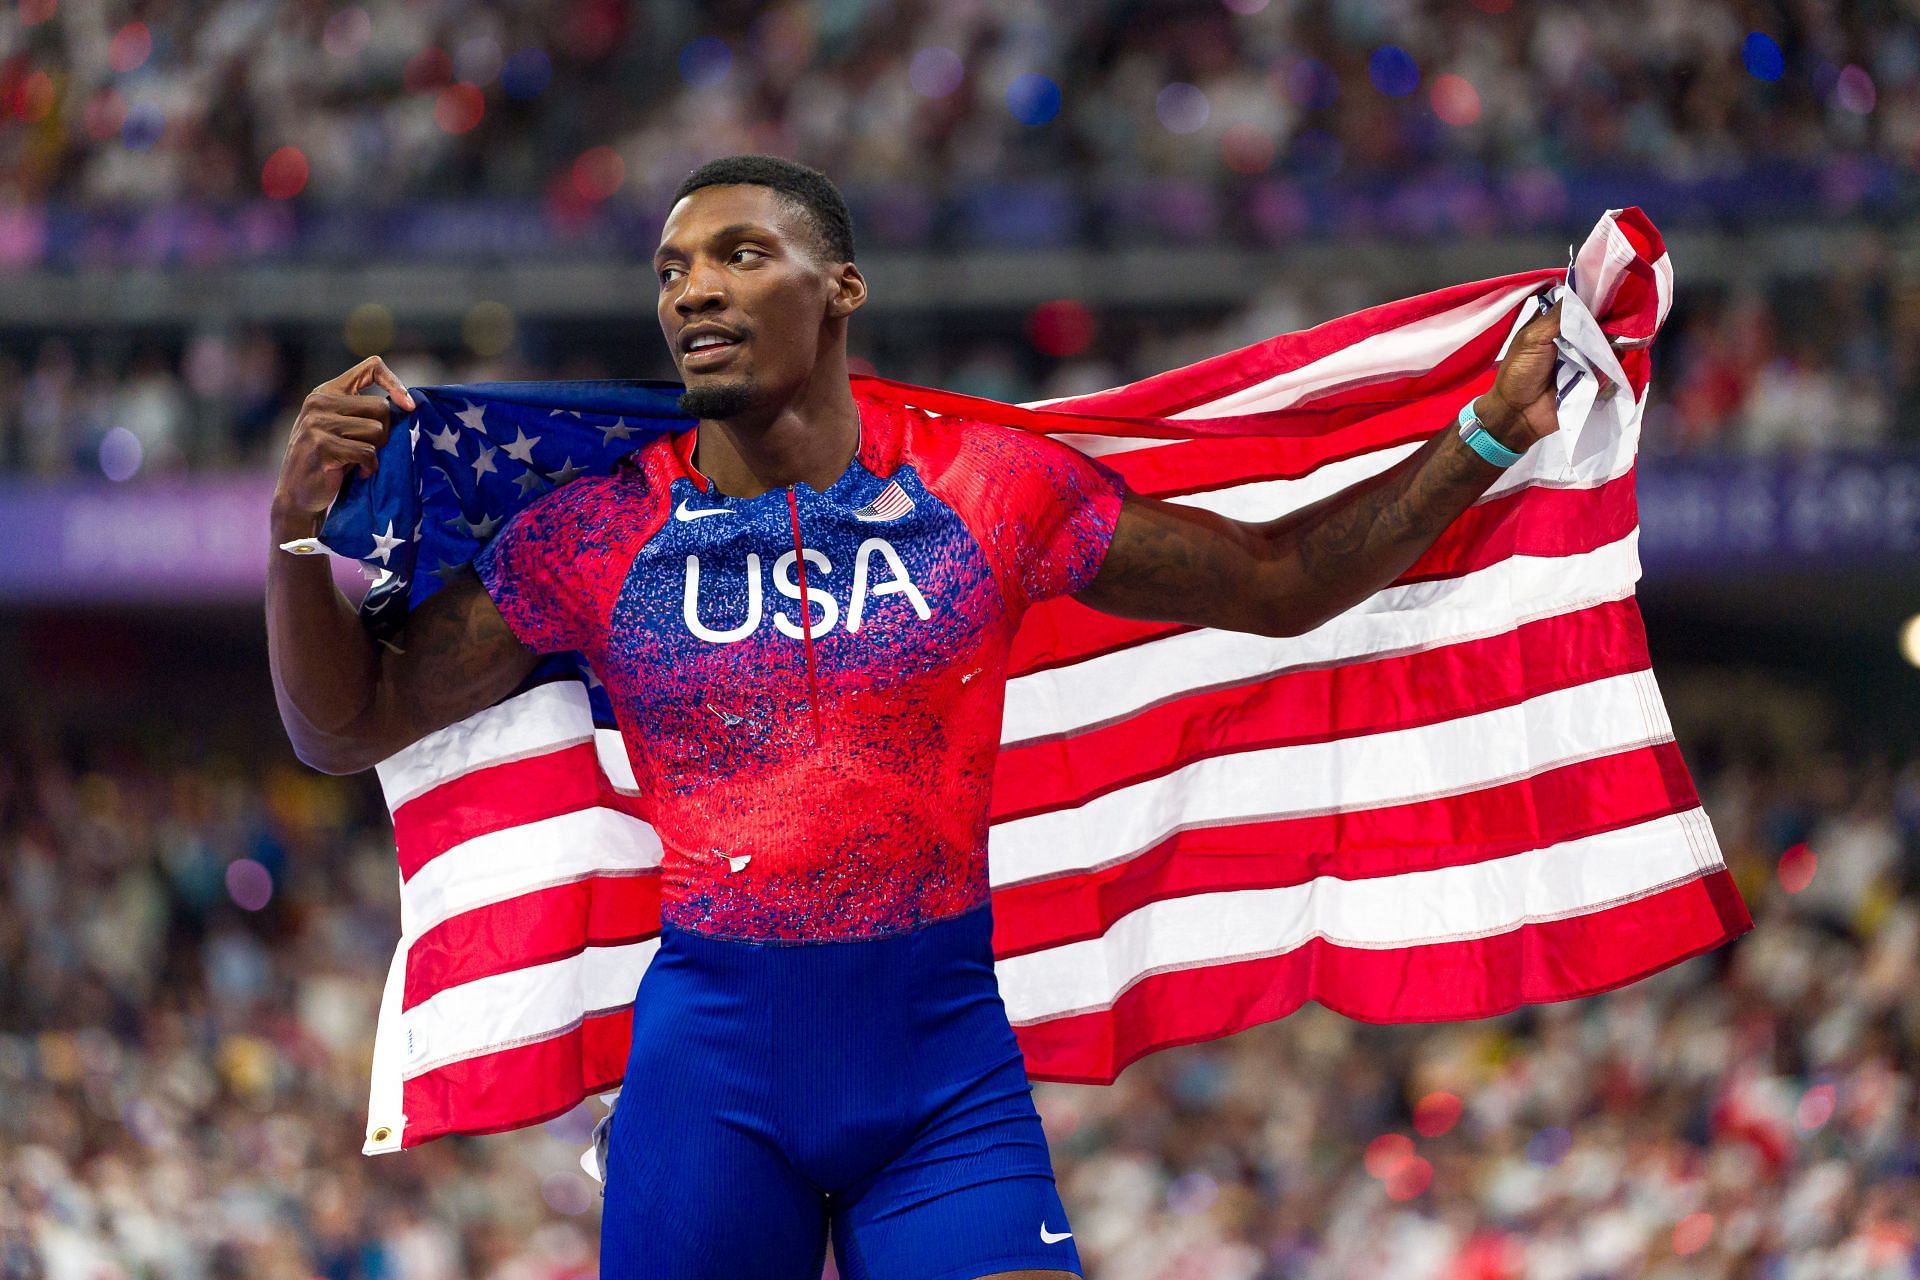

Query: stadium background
left=3, top=0, right=1920, bottom=1276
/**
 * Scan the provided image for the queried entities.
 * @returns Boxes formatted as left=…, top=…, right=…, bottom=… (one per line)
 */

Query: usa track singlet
left=473, top=391, right=1124, bottom=1280
left=474, top=392, right=1124, bottom=943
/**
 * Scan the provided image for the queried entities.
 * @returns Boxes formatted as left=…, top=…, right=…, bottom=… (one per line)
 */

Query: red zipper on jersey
left=785, top=488, right=825, bottom=744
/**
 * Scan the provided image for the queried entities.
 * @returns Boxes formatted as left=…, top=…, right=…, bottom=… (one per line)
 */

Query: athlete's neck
left=693, top=360, right=860, bottom=499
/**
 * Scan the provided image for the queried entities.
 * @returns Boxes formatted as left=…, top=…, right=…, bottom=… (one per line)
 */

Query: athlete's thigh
left=829, top=1058, right=1081, bottom=1280
left=599, top=1087, right=828, bottom=1280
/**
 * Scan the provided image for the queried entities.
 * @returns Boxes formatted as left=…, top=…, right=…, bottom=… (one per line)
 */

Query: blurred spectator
left=0, top=675, right=1917, bottom=1277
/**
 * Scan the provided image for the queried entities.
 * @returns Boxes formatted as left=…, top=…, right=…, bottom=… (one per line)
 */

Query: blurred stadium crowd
left=0, top=685, right=1914, bottom=1280
left=0, top=260, right=1909, bottom=479
left=0, top=0, right=1904, bottom=204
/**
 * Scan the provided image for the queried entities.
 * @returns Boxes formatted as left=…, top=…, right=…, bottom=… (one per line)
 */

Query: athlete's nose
left=675, top=259, right=730, bottom=317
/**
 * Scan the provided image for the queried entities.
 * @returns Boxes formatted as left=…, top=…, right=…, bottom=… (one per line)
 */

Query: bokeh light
left=1673, top=1213, right=1715, bottom=1256
left=16, top=71, right=56, bottom=123
left=1220, top=123, right=1275, bottom=174
left=403, top=47, right=452, bottom=94
left=1363, top=1132, right=1415, bottom=1180
left=679, top=37, right=732, bottom=88
left=83, top=89, right=126, bottom=141
left=1284, top=57, right=1339, bottom=110
left=1431, top=74, right=1482, bottom=126
left=1384, top=1156, right=1433, bottom=1200
left=571, top=146, right=625, bottom=201
left=225, top=858, right=273, bottom=912
left=1778, top=842, right=1817, bottom=894
left=1743, top=33, right=1785, bottom=82
left=455, top=35, right=504, bottom=85
left=541, top=1171, right=593, bottom=1215
left=98, top=428, right=142, bottom=482
left=1007, top=73, right=1062, bottom=126
left=1369, top=46, right=1420, bottom=97
left=322, top=8, right=372, bottom=60
left=344, top=302, right=395, bottom=357
left=1026, top=299, right=1095, bottom=357
left=1413, top=1090, right=1463, bottom=1137
left=463, top=300, right=516, bottom=357
left=908, top=47, right=964, bottom=99
left=1834, top=65, right=1876, bottom=114
left=119, top=102, right=163, bottom=150
left=1900, top=614, right=1920, bottom=668
left=435, top=83, right=485, bottom=134
left=1156, top=82, right=1211, bottom=134
left=108, top=23, right=151, bottom=75
left=261, top=146, right=309, bottom=200
left=1797, top=1083, right=1836, bottom=1131
left=501, top=48, right=552, bottom=100
left=1527, top=1126, right=1573, bottom=1165
left=19, top=0, right=56, bottom=25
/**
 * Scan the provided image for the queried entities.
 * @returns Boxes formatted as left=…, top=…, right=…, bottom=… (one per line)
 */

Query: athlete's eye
left=729, top=247, right=767, bottom=266
left=658, top=265, right=684, bottom=286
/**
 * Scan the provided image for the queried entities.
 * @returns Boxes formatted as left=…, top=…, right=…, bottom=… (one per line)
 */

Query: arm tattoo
left=1295, top=434, right=1486, bottom=585
left=391, top=566, right=533, bottom=735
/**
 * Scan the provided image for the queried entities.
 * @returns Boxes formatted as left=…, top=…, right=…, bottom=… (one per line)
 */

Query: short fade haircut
left=672, top=155, right=855, bottom=264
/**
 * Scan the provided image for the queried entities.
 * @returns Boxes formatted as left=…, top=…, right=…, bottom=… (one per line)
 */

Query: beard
left=677, top=379, right=757, bottom=421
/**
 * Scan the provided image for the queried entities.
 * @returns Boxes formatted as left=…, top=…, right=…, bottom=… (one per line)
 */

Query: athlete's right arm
left=266, top=357, right=539, bottom=776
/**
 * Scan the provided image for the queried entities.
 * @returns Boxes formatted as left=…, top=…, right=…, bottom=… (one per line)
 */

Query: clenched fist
left=1473, top=299, right=1563, bottom=452
left=272, top=357, right=416, bottom=532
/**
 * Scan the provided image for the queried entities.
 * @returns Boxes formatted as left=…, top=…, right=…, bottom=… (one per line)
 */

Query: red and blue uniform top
left=474, top=394, right=1125, bottom=943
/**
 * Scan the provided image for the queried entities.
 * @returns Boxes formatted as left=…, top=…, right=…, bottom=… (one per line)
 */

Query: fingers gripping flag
left=320, top=209, right=1748, bottom=1153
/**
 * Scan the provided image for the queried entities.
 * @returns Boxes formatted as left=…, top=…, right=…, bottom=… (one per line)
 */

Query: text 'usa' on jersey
left=474, top=395, right=1126, bottom=942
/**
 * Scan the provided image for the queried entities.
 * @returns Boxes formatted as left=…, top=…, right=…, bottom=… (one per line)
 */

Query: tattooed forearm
left=389, top=566, right=533, bottom=735
left=1293, top=429, right=1489, bottom=587
left=1080, top=424, right=1503, bottom=637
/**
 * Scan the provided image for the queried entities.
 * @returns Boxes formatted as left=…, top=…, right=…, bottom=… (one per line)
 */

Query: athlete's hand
left=1473, top=299, right=1562, bottom=452
left=272, top=356, right=416, bottom=528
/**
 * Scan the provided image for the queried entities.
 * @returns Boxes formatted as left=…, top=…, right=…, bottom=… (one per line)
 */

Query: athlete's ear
left=828, top=262, right=867, bottom=319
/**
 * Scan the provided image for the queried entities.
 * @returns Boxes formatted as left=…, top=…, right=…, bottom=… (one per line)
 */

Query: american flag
left=853, top=479, right=915, bottom=522
left=321, top=208, right=1749, bottom=1153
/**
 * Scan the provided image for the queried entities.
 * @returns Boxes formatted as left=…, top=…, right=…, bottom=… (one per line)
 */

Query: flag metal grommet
left=370, top=1126, right=392, bottom=1143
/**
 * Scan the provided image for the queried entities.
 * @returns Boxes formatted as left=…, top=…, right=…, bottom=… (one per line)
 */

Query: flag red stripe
left=403, top=872, right=661, bottom=1011
left=393, top=742, right=647, bottom=880
left=1011, top=868, right=1751, bottom=1085
left=400, top=1006, right=632, bottom=1147
left=995, top=597, right=1652, bottom=820
left=991, top=740, right=1700, bottom=959
left=1007, top=473, right=1636, bottom=681
left=854, top=269, right=1555, bottom=425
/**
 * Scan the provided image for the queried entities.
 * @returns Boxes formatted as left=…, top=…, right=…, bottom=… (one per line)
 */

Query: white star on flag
left=426, top=424, right=462, bottom=455
left=502, top=428, right=542, bottom=465
left=456, top=401, right=489, bottom=434
left=369, top=521, right=404, bottom=564
left=471, top=446, right=499, bottom=479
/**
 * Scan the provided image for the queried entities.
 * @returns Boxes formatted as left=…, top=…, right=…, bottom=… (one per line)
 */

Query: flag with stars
left=320, top=380, right=691, bottom=709
left=329, top=210, right=1748, bottom=1158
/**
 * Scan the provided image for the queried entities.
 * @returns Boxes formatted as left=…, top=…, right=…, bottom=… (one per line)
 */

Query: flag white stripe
left=403, top=807, right=663, bottom=939
left=1172, top=285, right=1540, bottom=420
left=379, top=680, right=595, bottom=805
left=995, top=807, right=1720, bottom=1024
left=990, top=669, right=1673, bottom=885
left=1001, top=532, right=1642, bottom=744
left=401, top=939, right=657, bottom=1078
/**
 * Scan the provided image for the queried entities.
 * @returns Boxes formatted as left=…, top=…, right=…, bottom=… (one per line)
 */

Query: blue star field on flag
left=319, top=380, right=693, bottom=717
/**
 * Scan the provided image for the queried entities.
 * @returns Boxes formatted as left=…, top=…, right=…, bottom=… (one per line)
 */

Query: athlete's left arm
left=1076, top=302, right=1564, bottom=637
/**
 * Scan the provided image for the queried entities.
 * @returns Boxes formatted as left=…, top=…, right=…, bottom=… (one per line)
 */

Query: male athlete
left=268, top=155, right=1565, bottom=1280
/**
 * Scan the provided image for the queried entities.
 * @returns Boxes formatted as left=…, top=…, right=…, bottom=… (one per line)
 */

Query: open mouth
left=681, top=330, right=744, bottom=370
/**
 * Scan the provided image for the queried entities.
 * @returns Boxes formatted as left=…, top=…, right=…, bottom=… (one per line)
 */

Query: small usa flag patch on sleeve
left=854, top=480, right=915, bottom=522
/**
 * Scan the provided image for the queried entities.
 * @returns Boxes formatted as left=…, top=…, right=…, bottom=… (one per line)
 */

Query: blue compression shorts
left=598, top=905, right=1081, bottom=1280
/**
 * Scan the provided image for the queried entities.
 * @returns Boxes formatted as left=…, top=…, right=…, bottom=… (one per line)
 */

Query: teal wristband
left=1457, top=400, right=1526, bottom=468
